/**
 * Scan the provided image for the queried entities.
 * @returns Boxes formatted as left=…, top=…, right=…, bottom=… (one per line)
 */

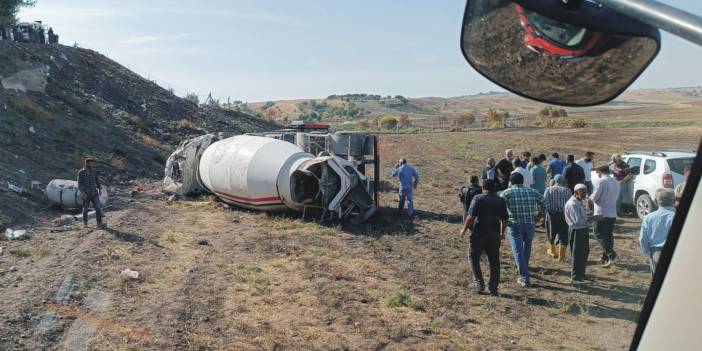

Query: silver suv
left=592, top=151, right=695, bottom=220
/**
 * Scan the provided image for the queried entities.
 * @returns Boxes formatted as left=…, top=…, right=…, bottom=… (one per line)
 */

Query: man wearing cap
left=392, top=158, right=419, bottom=219
left=565, top=184, right=590, bottom=284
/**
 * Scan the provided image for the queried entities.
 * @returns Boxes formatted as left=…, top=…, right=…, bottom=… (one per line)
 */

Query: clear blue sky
left=20, top=0, right=702, bottom=102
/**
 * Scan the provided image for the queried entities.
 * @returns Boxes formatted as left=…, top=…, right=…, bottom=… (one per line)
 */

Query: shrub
left=378, top=116, right=398, bottom=129
left=386, top=288, right=425, bottom=311
left=129, top=115, right=145, bottom=128
left=178, top=119, right=193, bottom=128
left=112, top=158, right=127, bottom=171
left=356, top=120, right=370, bottom=129
left=536, top=116, right=558, bottom=128
left=16, top=97, right=50, bottom=121
left=568, top=118, right=587, bottom=128
left=483, top=108, right=507, bottom=123
left=452, top=112, right=475, bottom=128
left=397, top=114, right=412, bottom=128
left=486, top=121, right=503, bottom=129
left=184, top=93, right=199, bottom=105
left=142, top=134, right=160, bottom=146
left=152, top=153, right=167, bottom=164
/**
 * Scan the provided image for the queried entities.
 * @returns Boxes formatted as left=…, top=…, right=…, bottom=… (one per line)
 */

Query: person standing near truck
left=392, top=158, right=419, bottom=219
left=77, top=158, right=106, bottom=229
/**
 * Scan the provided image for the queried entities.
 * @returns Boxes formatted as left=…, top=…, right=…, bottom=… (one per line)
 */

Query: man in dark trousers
left=543, top=175, right=572, bottom=262
left=563, top=154, right=586, bottom=192
left=495, top=149, right=515, bottom=192
left=459, top=179, right=508, bottom=296
left=459, top=175, right=482, bottom=223
left=77, top=158, right=106, bottom=229
left=565, top=184, right=590, bottom=284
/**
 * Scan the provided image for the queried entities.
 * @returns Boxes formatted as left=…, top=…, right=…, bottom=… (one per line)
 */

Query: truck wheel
left=636, top=193, right=656, bottom=220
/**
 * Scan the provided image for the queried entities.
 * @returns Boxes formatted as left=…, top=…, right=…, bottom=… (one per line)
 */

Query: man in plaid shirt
left=501, top=172, right=548, bottom=287
left=543, top=175, right=572, bottom=262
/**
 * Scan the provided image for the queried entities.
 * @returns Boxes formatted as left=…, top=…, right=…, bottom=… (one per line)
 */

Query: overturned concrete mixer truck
left=163, top=124, right=380, bottom=222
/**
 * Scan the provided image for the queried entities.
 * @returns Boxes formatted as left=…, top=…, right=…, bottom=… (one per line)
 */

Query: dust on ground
left=0, top=126, right=700, bottom=350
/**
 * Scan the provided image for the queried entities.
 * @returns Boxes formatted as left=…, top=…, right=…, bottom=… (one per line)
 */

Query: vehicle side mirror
left=460, top=0, right=661, bottom=106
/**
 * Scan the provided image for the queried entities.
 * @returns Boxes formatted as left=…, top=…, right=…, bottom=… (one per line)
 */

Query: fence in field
left=408, top=113, right=532, bottom=132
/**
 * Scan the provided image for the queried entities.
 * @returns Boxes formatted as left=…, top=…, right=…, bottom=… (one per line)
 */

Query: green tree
left=378, top=116, right=398, bottom=130
left=0, top=0, right=35, bottom=26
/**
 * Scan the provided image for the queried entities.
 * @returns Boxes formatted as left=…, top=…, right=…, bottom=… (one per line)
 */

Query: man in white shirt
left=590, top=165, right=621, bottom=267
left=510, top=158, right=533, bottom=188
left=576, top=151, right=595, bottom=195
left=565, top=183, right=590, bottom=284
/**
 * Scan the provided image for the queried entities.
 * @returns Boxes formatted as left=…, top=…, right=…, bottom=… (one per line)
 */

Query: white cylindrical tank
left=198, top=135, right=313, bottom=211
left=46, top=179, right=108, bottom=209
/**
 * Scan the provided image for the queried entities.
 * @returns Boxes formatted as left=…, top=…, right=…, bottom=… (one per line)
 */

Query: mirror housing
left=461, top=0, right=661, bottom=106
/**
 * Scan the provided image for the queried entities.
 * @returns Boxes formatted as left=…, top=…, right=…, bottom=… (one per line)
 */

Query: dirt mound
left=0, top=42, right=278, bottom=229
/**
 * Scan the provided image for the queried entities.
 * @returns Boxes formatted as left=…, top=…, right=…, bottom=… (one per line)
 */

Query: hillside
left=243, top=88, right=702, bottom=128
left=0, top=42, right=277, bottom=229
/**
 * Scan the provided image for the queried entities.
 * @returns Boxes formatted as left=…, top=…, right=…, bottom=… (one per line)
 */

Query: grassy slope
left=0, top=42, right=277, bottom=228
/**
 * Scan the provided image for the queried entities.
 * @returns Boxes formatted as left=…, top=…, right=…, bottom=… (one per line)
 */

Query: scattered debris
left=9, top=266, right=17, bottom=272
left=130, top=186, right=143, bottom=197
left=166, top=194, right=177, bottom=204
left=30, top=180, right=42, bottom=190
left=215, top=202, right=230, bottom=210
left=52, top=215, right=75, bottom=227
left=197, top=239, right=209, bottom=246
left=5, top=228, right=28, bottom=240
left=7, top=182, right=23, bottom=194
left=29, top=126, right=36, bottom=134
left=0, top=247, right=3, bottom=255
left=120, top=269, right=139, bottom=280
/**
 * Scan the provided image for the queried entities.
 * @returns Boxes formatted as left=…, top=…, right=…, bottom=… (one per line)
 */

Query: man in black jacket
left=77, top=158, right=106, bottom=229
left=460, top=175, right=483, bottom=222
left=459, top=179, right=509, bottom=296
left=563, top=154, right=585, bottom=193
left=495, top=149, right=514, bottom=192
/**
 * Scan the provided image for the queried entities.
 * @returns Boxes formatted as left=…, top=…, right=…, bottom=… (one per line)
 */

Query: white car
left=591, top=151, right=695, bottom=220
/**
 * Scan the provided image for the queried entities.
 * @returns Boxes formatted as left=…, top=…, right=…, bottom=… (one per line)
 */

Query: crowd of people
left=394, top=149, right=689, bottom=296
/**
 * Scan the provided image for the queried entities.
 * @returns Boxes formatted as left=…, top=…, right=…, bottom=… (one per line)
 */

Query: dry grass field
left=1, top=125, right=700, bottom=350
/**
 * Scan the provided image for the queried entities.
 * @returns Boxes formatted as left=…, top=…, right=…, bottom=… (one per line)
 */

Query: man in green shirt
left=530, top=156, right=547, bottom=194
left=500, top=173, right=549, bottom=287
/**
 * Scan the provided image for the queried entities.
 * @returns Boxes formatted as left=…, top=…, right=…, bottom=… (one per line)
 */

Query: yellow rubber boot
left=547, top=244, right=557, bottom=258
left=558, top=244, right=568, bottom=263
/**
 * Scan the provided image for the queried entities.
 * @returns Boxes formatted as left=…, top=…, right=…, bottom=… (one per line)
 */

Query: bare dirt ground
left=1, top=126, right=700, bottom=350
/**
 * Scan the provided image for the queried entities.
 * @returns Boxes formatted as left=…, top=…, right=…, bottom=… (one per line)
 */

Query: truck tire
left=636, top=193, right=656, bottom=220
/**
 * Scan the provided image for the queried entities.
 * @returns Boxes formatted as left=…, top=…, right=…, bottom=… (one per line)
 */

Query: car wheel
left=636, top=193, right=656, bottom=220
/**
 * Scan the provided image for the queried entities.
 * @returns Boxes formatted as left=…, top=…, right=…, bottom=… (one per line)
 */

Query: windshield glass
left=525, top=10, right=589, bottom=48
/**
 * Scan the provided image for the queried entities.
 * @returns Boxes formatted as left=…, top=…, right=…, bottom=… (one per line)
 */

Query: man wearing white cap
left=564, top=183, right=590, bottom=284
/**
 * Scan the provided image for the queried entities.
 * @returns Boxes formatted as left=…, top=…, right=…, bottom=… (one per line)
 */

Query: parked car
left=591, top=151, right=695, bottom=219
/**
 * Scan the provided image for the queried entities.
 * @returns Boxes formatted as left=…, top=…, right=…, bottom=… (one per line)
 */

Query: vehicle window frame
left=627, top=157, right=642, bottom=175
left=643, top=158, right=657, bottom=175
